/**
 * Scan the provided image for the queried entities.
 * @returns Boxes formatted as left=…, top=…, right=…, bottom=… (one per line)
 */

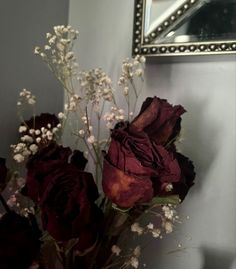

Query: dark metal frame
left=132, top=0, right=236, bottom=57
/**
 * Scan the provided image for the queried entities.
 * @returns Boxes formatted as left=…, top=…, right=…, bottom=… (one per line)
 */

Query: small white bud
left=78, top=129, right=85, bottom=137
left=28, top=98, right=36, bottom=105
left=29, top=144, right=38, bottom=154
left=87, top=135, right=95, bottom=144
left=36, top=137, right=41, bottom=143
left=58, top=112, right=66, bottom=119
left=34, top=46, right=40, bottom=55
left=19, top=126, right=27, bottom=133
left=111, top=245, right=121, bottom=256
left=35, top=129, right=41, bottom=135
left=14, top=154, right=25, bottom=163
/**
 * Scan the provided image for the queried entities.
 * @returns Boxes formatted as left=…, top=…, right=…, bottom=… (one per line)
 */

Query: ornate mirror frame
left=132, top=0, right=236, bottom=57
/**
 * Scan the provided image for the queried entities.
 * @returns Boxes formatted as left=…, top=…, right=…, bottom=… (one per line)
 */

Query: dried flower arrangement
left=0, top=25, right=195, bottom=269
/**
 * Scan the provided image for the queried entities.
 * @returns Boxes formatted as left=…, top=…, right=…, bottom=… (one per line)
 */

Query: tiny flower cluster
left=130, top=204, right=178, bottom=240
left=64, top=94, right=81, bottom=112
left=118, top=55, right=145, bottom=96
left=78, top=68, right=114, bottom=107
left=11, top=122, right=62, bottom=163
left=111, top=245, right=141, bottom=269
left=103, top=107, right=125, bottom=129
left=34, top=25, right=79, bottom=81
left=17, top=89, right=36, bottom=106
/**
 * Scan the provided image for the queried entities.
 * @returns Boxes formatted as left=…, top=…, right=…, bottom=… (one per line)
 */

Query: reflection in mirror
left=133, top=0, right=236, bottom=56
left=145, top=0, right=236, bottom=44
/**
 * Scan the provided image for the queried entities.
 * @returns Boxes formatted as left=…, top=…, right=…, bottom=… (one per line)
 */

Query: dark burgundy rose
left=24, top=113, right=59, bottom=131
left=130, top=97, right=186, bottom=146
left=0, top=212, right=41, bottom=269
left=0, top=158, right=8, bottom=192
left=23, top=143, right=102, bottom=251
left=102, top=97, right=195, bottom=208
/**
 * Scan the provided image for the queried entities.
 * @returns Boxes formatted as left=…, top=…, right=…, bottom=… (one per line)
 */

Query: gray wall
left=69, top=0, right=236, bottom=268
left=0, top=0, right=69, bottom=159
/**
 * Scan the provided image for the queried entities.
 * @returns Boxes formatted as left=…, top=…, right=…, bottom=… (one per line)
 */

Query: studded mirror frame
left=132, top=0, right=236, bottom=57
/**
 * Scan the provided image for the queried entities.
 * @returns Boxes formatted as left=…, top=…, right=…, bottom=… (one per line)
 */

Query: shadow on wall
left=178, top=95, right=220, bottom=196
left=200, top=246, right=236, bottom=269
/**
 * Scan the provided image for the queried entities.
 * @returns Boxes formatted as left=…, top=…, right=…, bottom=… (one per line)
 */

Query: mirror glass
left=144, top=0, right=236, bottom=44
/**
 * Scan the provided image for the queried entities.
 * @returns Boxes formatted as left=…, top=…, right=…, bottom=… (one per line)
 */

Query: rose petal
left=130, top=97, right=185, bottom=145
left=102, top=158, right=153, bottom=208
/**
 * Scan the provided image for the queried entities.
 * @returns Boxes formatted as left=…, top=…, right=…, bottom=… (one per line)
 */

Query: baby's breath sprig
left=33, top=25, right=146, bottom=186
left=34, top=25, right=79, bottom=95
left=118, top=55, right=146, bottom=121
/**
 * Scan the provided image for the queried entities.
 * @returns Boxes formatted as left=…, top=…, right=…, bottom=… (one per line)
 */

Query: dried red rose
left=0, top=212, right=41, bottom=269
left=0, top=158, right=8, bottom=192
left=130, top=96, right=186, bottom=146
left=102, top=97, right=195, bottom=208
left=23, top=143, right=102, bottom=251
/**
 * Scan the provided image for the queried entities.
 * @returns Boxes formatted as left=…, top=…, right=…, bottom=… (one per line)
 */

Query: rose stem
left=0, top=193, right=11, bottom=213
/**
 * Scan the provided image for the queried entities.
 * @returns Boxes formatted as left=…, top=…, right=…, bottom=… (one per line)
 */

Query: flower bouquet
left=0, top=25, right=195, bottom=269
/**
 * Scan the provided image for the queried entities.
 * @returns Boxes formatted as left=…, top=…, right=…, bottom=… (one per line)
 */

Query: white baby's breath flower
left=21, top=135, right=33, bottom=143
left=165, top=183, right=173, bottom=192
left=44, top=45, right=51, bottom=50
left=78, top=129, right=85, bottom=137
left=164, top=221, right=173, bottom=234
left=52, top=127, right=59, bottom=133
left=34, top=46, right=41, bottom=55
left=28, top=98, right=36, bottom=105
left=152, top=229, right=161, bottom=238
left=87, top=135, right=95, bottom=144
left=46, top=32, right=52, bottom=39
left=140, top=56, right=146, bottom=63
left=17, top=101, right=22, bottom=106
left=35, top=129, right=41, bottom=135
left=29, top=144, right=38, bottom=154
left=40, top=52, right=46, bottom=58
left=111, top=245, right=121, bottom=256
left=49, top=35, right=56, bottom=45
left=36, top=137, right=41, bottom=143
left=19, top=126, right=27, bottom=133
left=147, top=223, right=154, bottom=230
left=162, top=205, right=174, bottom=220
left=14, top=154, right=25, bottom=163
left=131, top=222, right=143, bottom=235
left=29, top=129, right=35, bottom=135
left=130, top=257, right=139, bottom=268
left=135, top=69, right=143, bottom=77
left=22, top=149, right=31, bottom=157
left=46, top=131, right=53, bottom=140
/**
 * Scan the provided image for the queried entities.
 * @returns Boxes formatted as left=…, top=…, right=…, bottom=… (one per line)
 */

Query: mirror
left=132, top=0, right=236, bottom=56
